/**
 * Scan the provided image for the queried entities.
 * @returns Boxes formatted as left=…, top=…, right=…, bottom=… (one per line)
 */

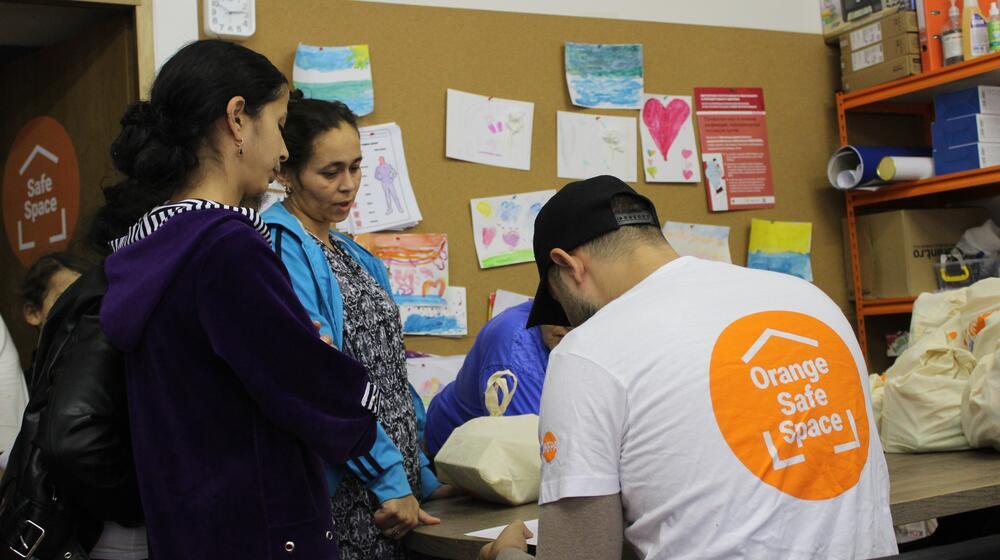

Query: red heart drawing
left=682, top=149, right=693, bottom=159
left=642, top=98, right=691, bottom=161
left=422, top=278, right=446, bottom=297
left=482, top=227, right=496, bottom=247
left=683, top=169, right=694, bottom=180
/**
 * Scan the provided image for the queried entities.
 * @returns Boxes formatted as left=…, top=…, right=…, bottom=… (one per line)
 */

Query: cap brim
left=526, top=279, right=571, bottom=328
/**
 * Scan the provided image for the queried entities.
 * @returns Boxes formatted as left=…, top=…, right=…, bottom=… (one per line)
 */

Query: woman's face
left=240, top=87, right=290, bottom=198
left=23, top=267, right=81, bottom=327
left=284, top=125, right=363, bottom=225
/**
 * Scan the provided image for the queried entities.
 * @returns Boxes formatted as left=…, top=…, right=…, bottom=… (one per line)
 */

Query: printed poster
left=694, top=88, right=775, bottom=212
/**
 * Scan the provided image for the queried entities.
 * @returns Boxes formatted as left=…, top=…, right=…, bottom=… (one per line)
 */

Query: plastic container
left=933, top=255, right=1000, bottom=290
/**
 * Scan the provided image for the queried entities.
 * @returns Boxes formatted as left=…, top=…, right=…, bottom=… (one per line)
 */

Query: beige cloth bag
left=434, top=370, right=541, bottom=505
left=881, top=331, right=976, bottom=452
left=961, top=348, right=1000, bottom=450
left=869, top=374, right=886, bottom=433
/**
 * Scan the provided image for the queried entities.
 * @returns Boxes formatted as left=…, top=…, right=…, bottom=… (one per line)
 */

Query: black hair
left=88, top=40, right=288, bottom=251
left=281, top=92, right=360, bottom=175
left=18, top=251, right=90, bottom=312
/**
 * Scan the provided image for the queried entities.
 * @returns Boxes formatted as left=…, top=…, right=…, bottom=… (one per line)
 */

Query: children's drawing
left=446, top=89, right=535, bottom=170
left=488, top=289, right=533, bottom=320
left=338, top=123, right=422, bottom=234
left=557, top=112, right=637, bottom=182
left=293, top=44, right=374, bottom=116
left=640, top=95, right=700, bottom=183
left=747, top=219, right=813, bottom=282
left=662, top=222, right=732, bottom=264
left=354, top=233, right=448, bottom=305
left=702, top=153, right=729, bottom=212
left=470, top=190, right=556, bottom=269
left=565, top=42, right=643, bottom=109
left=406, top=354, right=466, bottom=407
left=399, top=287, right=468, bottom=337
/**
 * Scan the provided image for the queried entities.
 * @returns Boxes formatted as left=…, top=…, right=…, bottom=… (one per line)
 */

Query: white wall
left=152, top=0, right=199, bottom=70
left=356, top=0, right=823, bottom=34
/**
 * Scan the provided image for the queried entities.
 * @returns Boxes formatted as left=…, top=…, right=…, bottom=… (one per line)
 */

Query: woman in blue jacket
left=263, top=95, right=455, bottom=560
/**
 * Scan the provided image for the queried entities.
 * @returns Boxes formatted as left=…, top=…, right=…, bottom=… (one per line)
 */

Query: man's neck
left=594, top=245, right=680, bottom=305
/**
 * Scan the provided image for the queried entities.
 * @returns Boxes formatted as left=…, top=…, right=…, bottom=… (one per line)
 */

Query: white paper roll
left=876, top=156, right=934, bottom=182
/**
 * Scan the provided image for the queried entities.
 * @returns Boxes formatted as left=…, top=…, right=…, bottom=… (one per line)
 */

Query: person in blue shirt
left=424, top=301, right=570, bottom=456
left=263, top=94, right=456, bottom=560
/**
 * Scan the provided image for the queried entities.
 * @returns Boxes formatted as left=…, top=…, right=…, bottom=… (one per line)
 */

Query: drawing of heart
left=422, top=279, right=446, bottom=297
left=482, top=227, right=496, bottom=247
left=647, top=166, right=658, bottom=177
left=476, top=201, right=493, bottom=217
left=502, top=230, right=521, bottom=248
left=682, top=149, right=693, bottom=159
left=642, top=98, right=691, bottom=161
left=683, top=169, right=694, bottom=180
left=647, top=149, right=656, bottom=157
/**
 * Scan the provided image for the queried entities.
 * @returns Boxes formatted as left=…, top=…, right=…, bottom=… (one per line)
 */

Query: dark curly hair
left=280, top=92, right=359, bottom=177
left=18, top=251, right=90, bottom=313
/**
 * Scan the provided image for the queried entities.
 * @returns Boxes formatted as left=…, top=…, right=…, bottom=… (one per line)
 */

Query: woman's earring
left=236, top=138, right=244, bottom=157
left=283, top=183, right=292, bottom=196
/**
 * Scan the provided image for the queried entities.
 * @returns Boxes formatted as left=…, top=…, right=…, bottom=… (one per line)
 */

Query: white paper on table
left=470, top=190, right=555, bottom=269
left=640, top=94, right=700, bottom=183
left=465, top=519, right=539, bottom=546
left=399, top=286, right=467, bottom=337
left=341, top=122, right=422, bottom=235
left=491, top=289, right=533, bottom=320
left=557, top=111, right=637, bottom=183
left=406, top=354, right=466, bottom=408
left=662, top=221, right=732, bottom=264
left=446, top=89, right=534, bottom=171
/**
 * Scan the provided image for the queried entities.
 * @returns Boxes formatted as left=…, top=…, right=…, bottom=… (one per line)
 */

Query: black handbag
left=0, top=467, right=90, bottom=559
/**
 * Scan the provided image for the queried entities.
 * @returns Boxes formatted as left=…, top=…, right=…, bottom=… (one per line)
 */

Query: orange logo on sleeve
left=541, top=432, right=558, bottom=463
left=710, top=311, right=870, bottom=500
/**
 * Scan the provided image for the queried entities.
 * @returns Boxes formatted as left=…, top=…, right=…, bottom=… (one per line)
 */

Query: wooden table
left=406, top=450, right=1000, bottom=560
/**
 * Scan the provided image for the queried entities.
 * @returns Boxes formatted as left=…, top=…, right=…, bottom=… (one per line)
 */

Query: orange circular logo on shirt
left=709, top=311, right=870, bottom=500
left=541, top=432, right=558, bottom=463
left=2, top=116, right=80, bottom=266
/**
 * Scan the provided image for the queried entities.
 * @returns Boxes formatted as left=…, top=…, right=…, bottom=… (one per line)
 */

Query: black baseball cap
left=527, top=175, right=660, bottom=328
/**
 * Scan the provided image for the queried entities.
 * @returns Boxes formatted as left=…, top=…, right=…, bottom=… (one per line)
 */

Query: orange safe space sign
left=2, top=116, right=80, bottom=266
left=710, top=310, right=870, bottom=501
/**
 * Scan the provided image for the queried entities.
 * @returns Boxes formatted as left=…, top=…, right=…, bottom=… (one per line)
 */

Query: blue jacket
left=263, top=202, right=440, bottom=502
left=425, top=301, right=550, bottom=456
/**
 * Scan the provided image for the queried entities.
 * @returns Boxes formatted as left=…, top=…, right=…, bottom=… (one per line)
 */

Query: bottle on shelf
left=943, top=0, right=965, bottom=65
left=963, top=0, right=990, bottom=59
left=990, top=1, right=1000, bottom=52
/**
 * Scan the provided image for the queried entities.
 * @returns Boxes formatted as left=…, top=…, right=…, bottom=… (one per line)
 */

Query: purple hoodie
left=101, top=206, right=377, bottom=559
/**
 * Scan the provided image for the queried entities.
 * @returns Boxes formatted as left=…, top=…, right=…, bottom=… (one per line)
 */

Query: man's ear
left=550, top=248, right=586, bottom=287
left=23, top=304, right=42, bottom=327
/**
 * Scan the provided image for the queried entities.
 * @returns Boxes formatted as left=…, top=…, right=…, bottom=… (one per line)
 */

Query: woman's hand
left=479, top=519, right=532, bottom=560
left=426, top=484, right=465, bottom=501
left=374, top=494, right=441, bottom=540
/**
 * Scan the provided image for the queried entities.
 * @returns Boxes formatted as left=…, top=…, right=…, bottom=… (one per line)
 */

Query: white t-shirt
left=0, top=316, right=28, bottom=469
left=538, top=257, right=897, bottom=560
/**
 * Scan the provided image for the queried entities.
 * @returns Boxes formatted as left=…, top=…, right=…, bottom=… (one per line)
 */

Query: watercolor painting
left=747, top=219, right=813, bottom=282
left=337, top=123, right=422, bottom=235
left=354, top=233, right=448, bottom=305
left=662, top=222, right=732, bottom=264
left=470, top=190, right=555, bottom=269
left=565, top=42, right=643, bottom=109
left=446, top=89, right=534, bottom=171
left=406, top=354, right=465, bottom=407
left=557, top=112, right=637, bottom=182
left=400, top=286, right=468, bottom=337
left=640, top=94, right=700, bottom=183
left=293, top=44, right=374, bottom=116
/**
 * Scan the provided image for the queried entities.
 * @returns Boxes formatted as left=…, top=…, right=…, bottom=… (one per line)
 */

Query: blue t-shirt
left=424, top=301, right=549, bottom=456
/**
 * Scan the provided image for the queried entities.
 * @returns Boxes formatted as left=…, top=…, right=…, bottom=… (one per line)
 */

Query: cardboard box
left=842, top=55, right=922, bottom=91
left=822, top=0, right=912, bottom=40
left=839, top=11, right=920, bottom=51
left=934, top=86, right=1000, bottom=120
left=933, top=141, right=1000, bottom=175
left=931, top=114, right=1000, bottom=148
left=844, top=208, right=988, bottom=299
left=840, top=33, right=920, bottom=72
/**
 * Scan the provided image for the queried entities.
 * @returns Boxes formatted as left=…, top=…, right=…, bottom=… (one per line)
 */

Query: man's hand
left=373, top=495, right=441, bottom=540
left=479, top=519, right=532, bottom=560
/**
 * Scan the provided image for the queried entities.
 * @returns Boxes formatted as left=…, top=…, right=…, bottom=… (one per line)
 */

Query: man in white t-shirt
left=479, top=176, right=897, bottom=560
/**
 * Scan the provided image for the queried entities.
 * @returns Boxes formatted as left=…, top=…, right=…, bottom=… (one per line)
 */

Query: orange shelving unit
left=838, top=53, right=1000, bottom=361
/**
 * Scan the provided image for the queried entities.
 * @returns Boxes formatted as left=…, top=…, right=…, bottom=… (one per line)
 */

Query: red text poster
left=694, top=88, right=775, bottom=212
left=2, top=116, right=80, bottom=265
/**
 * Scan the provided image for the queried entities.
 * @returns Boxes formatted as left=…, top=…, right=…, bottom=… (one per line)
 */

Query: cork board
left=208, top=0, right=847, bottom=356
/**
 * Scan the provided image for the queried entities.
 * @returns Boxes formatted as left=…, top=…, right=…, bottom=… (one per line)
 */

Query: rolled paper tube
left=876, top=156, right=935, bottom=182
left=827, top=145, right=932, bottom=189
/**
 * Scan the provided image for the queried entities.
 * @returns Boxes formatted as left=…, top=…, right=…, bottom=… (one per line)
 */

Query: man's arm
left=485, top=494, right=625, bottom=560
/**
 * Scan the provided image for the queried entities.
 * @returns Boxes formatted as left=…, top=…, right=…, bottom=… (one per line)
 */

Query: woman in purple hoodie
left=91, top=40, right=379, bottom=559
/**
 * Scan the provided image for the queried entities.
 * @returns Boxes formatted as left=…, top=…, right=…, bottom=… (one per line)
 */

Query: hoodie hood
left=101, top=200, right=269, bottom=352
